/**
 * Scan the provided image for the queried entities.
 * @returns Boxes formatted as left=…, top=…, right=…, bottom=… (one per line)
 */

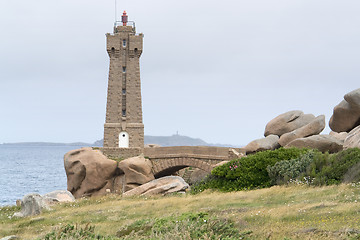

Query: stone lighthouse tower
left=102, top=11, right=144, bottom=158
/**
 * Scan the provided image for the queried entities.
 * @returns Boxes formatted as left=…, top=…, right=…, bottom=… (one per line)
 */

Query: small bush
left=267, top=150, right=320, bottom=185
left=190, top=175, right=237, bottom=193
left=307, top=148, right=360, bottom=185
left=193, top=148, right=309, bottom=192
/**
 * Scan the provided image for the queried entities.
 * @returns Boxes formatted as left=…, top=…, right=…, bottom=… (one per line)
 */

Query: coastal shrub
left=307, top=148, right=360, bottom=185
left=192, top=148, right=360, bottom=193
left=190, top=175, right=238, bottom=193
left=194, top=148, right=309, bottom=192
left=267, top=148, right=360, bottom=186
left=116, top=212, right=247, bottom=239
left=267, top=150, right=321, bottom=185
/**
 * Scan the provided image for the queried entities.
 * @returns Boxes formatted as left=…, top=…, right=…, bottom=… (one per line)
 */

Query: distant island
left=0, top=142, right=93, bottom=147
left=1, top=135, right=240, bottom=148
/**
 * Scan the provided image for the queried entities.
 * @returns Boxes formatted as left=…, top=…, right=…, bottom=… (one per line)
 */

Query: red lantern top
left=122, top=11, right=128, bottom=26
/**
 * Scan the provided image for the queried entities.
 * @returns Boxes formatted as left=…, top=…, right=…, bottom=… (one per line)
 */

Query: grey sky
left=0, top=0, right=359, bottom=145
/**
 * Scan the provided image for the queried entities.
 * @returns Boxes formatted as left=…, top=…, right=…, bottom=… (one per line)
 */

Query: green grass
left=2, top=184, right=360, bottom=239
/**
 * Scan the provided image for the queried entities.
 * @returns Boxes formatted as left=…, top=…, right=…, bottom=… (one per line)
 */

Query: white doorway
left=119, top=132, right=129, bottom=148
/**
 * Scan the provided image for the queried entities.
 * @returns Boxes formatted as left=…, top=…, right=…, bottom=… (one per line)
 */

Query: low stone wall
left=99, top=146, right=244, bottom=179
left=151, top=157, right=214, bottom=178
left=101, top=147, right=143, bottom=159
left=144, top=146, right=244, bottom=161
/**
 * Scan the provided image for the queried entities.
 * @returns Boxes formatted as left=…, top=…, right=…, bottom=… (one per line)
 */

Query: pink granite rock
left=329, top=89, right=360, bottom=133
left=279, top=115, right=325, bottom=146
left=64, top=147, right=118, bottom=199
left=118, top=155, right=154, bottom=192
left=123, top=176, right=188, bottom=196
left=344, top=125, right=360, bottom=149
left=285, top=135, right=343, bottom=153
left=244, top=135, right=280, bottom=154
left=265, top=110, right=315, bottom=137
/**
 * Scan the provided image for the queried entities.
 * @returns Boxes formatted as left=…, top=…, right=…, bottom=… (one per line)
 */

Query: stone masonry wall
left=103, top=25, right=144, bottom=156
left=144, top=146, right=244, bottom=160
left=101, top=147, right=143, bottom=160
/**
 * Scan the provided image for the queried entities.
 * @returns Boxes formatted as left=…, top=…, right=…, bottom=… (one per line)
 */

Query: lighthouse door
left=119, top=132, right=129, bottom=148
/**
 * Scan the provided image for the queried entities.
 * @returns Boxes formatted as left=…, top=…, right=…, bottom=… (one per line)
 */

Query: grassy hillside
left=1, top=184, right=360, bottom=239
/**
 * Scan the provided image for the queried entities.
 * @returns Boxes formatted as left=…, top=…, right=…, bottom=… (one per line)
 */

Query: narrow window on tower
left=123, top=39, right=126, bottom=47
left=122, top=67, right=126, bottom=73
left=122, top=110, right=126, bottom=117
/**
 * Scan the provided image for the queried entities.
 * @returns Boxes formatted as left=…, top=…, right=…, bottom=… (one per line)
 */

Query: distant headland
left=0, top=135, right=240, bottom=148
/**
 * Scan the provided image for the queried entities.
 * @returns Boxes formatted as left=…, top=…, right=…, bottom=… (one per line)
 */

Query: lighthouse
left=102, top=11, right=144, bottom=158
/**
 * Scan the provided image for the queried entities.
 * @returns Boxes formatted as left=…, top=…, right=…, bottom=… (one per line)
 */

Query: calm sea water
left=0, top=145, right=84, bottom=206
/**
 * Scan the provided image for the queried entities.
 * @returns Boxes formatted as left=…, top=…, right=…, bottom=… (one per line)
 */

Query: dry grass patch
left=1, top=184, right=360, bottom=239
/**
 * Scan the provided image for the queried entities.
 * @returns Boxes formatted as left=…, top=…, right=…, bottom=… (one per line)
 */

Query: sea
left=0, top=145, right=85, bottom=206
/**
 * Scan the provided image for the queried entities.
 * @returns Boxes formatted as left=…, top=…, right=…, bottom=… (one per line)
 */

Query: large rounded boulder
left=13, top=193, right=49, bottom=217
left=329, top=88, right=360, bottom=133
left=13, top=190, right=75, bottom=217
left=264, top=110, right=315, bottom=137
left=244, top=135, right=280, bottom=154
left=279, top=115, right=325, bottom=146
left=285, top=135, right=343, bottom=153
left=123, top=176, right=189, bottom=197
left=118, top=155, right=155, bottom=192
left=344, top=125, right=360, bottom=149
left=345, top=88, right=360, bottom=107
left=64, top=147, right=118, bottom=199
left=43, top=190, right=75, bottom=203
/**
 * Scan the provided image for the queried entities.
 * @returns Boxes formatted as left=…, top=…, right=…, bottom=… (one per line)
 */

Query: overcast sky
left=0, top=0, right=359, bottom=146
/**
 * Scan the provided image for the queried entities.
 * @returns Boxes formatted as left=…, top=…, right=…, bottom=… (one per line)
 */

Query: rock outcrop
left=64, top=147, right=118, bottom=198
left=279, top=115, right=325, bottom=146
left=13, top=193, right=48, bottom=217
left=64, top=148, right=158, bottom=198
left=265, top=110, right=315, bottom=137
left=285, top=135, right=343, bottom=153
left=329, top=88, right=360, bottom=133
left=329, top=131, right=348, bottom=143
left=344, top=88, right=360, bottom=107
left=43, top=190, right=75, bottom=203
left=244, top=135, right=280, bottom=154
left=13, top=191, right=74, bottom=217
left=123, top=176, right=189, bottom=197
left=0, top=236, right=18, bottom=240
left=188, top=169, right=208, bottom=185
left=214, top=161, right=230, bottom=167
left=118, top=155, right=155, bottom=192
left=344, top=125, right=360, bottom=149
